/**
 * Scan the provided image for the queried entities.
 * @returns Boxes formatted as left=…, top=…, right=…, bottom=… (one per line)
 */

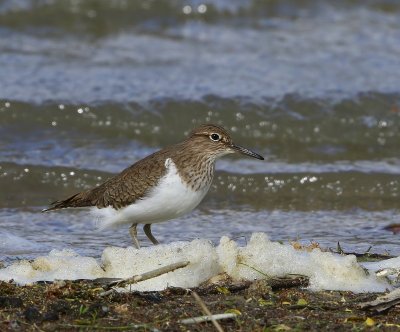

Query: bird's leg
left=143, top=224, right=160, bottom=245
left=129, top=223, right=140, bottom=249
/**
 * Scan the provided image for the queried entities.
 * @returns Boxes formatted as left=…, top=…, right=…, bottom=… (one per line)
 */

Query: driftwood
left=179, top=313, right=237, bottom=325
left=268, top=274, right=309, bottom=289
left=360, top=288, right=400, bottom=313
left=192, top=291, right=224, bottom=332
left=332, top=242, right=395, bottom=260
left=99, top=261, right=190, bottom=296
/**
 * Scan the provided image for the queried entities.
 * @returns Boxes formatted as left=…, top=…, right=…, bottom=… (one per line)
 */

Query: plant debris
left=1, top=275, right=400, bottom=331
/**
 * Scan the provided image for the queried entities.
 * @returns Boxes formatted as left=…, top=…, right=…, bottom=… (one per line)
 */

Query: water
left=1, top=0, right=400, bottom=262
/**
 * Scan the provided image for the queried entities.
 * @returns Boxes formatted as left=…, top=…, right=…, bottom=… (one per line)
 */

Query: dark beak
left=231, top=144, right=264, bottom=160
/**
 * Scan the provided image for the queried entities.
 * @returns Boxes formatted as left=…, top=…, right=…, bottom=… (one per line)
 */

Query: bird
left=43, top=124, right=264, bottom=248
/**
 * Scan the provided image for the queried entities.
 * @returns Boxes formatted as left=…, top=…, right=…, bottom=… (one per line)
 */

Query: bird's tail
left=42, top=192, right=87, bottom=212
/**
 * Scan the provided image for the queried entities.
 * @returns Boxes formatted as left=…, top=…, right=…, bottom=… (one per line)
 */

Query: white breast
left=93, top=158, right=211, bottom=229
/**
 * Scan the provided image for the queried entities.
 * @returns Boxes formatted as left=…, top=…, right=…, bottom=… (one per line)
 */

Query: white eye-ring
left=210, top=133, right=220, bottom=141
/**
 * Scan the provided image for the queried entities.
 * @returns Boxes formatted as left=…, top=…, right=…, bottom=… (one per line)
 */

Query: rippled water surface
left=1, top=0, right=400, bottom=261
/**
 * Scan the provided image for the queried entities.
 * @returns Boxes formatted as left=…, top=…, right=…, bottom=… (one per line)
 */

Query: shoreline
left=0, top=277, right=398, bottom=331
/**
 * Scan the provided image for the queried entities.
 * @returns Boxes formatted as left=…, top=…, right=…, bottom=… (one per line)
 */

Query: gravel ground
left=0, top=275, right=399, bottom=331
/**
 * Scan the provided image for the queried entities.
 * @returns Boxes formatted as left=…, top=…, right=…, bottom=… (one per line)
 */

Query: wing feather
left=42, top=149, right=169, bottom=212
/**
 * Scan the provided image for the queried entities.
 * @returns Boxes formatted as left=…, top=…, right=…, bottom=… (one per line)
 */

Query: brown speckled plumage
left=44, top=124, right=245, bottom=211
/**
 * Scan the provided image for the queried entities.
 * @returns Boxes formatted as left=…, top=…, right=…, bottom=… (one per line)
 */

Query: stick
left=60, top=324, right=160, bottom=331
left=100, top=261, right=190, bottom=296
left=179, top=313, right=237, bottom=325
left=360, top=288, right=400, bottom=312
left=268, top=274, right=309, bottom=289
left=192, top=291, right=224, bottom=332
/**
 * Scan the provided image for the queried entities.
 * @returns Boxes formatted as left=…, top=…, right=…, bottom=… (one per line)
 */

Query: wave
left=1, top=93, right=399, bottom=163
left=1, top=162, right=399, bottom=211
left=1, top=4, right=400, bottom=103
left=1, top=0, right=399, bottom=35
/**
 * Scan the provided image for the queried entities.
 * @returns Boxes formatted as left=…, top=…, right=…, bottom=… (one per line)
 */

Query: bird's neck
left=170, top=142, right=217, bottom=191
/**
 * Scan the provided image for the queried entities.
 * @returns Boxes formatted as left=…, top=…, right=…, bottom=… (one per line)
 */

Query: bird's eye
left=210, top=133, right=220, bottom=141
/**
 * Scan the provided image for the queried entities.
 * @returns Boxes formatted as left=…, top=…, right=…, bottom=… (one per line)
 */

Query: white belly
left=93, top=158, right=211, bottom=229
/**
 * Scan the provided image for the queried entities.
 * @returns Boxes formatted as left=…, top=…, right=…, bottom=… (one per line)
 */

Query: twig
left=192, top=291, right=224, bottom=332
left=360, top=288, right=400, bottom=312
left=60, top=323, right=160, bottom=331
left=179, top=313, right=237, bottom=325
left=238, top=263, right=309, bottom=289
left=238, top=262, right=270, bottom=278
left=329, top=246, right=395, bottom=260
left=267, top=274, right=310, bottom=289
left=111, top=261, right=190, bottom=288
left=18, top=321, right=45, bottom=332
left=100, top=261, right=190, bottom=296
left=337, top=242, right=345, bottom=254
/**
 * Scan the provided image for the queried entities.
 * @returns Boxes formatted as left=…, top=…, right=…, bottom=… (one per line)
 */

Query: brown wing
left=42, top=149, right=169, bottom=211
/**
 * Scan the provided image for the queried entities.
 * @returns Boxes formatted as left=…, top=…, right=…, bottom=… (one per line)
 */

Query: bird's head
left=187, top=124, right=264, bottom=160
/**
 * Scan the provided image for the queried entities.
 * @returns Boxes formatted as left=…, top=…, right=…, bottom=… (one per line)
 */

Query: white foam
left=102, top=239, right=220, bottom=292
left=0, top=249, right=104, bottom=284
left=0, top=233, right=394, bottom=293
left=217, top=233, right=388, bottom=293
left=362, top=256, right=400, bottom=285
left=362, top=256, right=400, bottom=271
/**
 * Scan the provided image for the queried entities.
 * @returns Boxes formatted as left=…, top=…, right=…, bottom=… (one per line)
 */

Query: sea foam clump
left=102, top=239, right=220, bottom=291
left=0, top=233, right=394, bottom=293
left=217, top=233, right=388, bottom=293
left=0, top=249, right=103, bottom=284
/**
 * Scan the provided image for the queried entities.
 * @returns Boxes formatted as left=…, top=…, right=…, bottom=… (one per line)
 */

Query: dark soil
left=0, top=276, right=399, bottom=331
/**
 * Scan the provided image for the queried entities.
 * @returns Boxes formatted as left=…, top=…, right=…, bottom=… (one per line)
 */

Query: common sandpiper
left=43, top=124, right=264, bottom=248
